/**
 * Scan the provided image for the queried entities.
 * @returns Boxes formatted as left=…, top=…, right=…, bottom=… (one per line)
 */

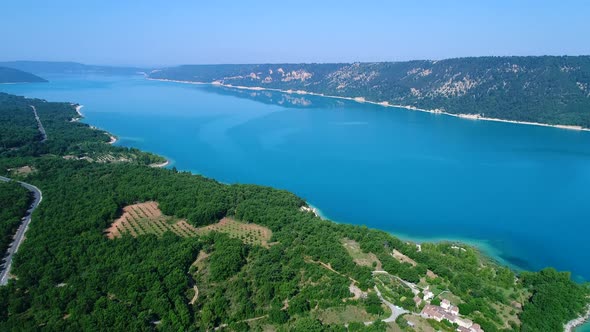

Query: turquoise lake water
left=3, top=74, right=590, bottom=289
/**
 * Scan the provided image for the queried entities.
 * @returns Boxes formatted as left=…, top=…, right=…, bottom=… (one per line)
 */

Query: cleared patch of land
left=341, top=238, right=382, bottom=270
left=8, top=165, right=35, bottom=176
left=63, top=154, right=131, bottom=164
left=315, top=305, right=382, bottom=325
left=105, top=203, right=272, bottom=247
left=402, top=314, right=436, bottom=332
left=392, top=249, right=417, bottom=266
left=196, top=217, right=273, bottom=247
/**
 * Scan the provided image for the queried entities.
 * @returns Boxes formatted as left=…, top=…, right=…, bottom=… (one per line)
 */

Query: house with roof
left=421, top=301, right=484, bottom=332
left=413, top=295, right=422, bottom=307
left=421, top=304, right=445, bottom=321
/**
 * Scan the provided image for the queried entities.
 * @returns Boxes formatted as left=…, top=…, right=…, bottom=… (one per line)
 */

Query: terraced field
left=105, top=202, right=272, bottom=247
left=105, top=201, right=197, bottom=239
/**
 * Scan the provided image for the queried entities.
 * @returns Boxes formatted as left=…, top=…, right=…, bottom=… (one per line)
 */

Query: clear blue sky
left=1, top=0, right=589, bottom=66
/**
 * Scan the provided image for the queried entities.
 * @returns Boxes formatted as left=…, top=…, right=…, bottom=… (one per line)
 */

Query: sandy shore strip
left=299, top=203, right=327, bottom=219
left=75, top=104, right=84, bottom=117
left=150, top=160, right=170, bottom=168
left=565, top=304, right=590, bottom=332
left=300, top=205, right=320, bottom=217
left=108, top=135, right=117, bottom=145
left=70, top=104, right=84, bottom=122
left=149, top=78, right=590, bottom=132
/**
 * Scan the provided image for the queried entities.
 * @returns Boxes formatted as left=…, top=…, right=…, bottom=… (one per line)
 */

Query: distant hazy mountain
left=0, top=66, right=47, bottom=83
left=150, top=56, right=590, bottom=128
left=0, top=61, right=146, bottom=76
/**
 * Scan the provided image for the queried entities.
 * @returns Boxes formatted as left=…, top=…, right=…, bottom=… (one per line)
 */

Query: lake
left=3, top=73, right=590, bottom=285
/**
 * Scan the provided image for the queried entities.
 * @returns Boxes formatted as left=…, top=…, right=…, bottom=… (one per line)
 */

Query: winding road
left=372, top=285, right=409, bottom=323
left=0, top=176, right=42, bottom=286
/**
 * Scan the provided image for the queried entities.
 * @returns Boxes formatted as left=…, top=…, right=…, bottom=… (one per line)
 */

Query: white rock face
left=281, top=69, right=313, bottom=82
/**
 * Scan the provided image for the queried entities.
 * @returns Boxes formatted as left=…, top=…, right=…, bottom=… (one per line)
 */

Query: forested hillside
left=0, top=67, right=47, bottom=83
left=0, top=181, right=31, bottom=256
left=150, top=56, right=590, bottom=127
left=0, top=93, right=588, bottom=331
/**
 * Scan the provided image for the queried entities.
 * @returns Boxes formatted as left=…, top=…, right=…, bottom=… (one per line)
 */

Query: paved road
left=373, top=285, right=409, bottom=323
left=0, top=176, right=43, bottom=286
left=30, top=105, right=47, bottom=143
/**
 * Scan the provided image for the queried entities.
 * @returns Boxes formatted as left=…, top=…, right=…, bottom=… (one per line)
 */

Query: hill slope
left=0, top=66, right=47, bottom=83
left=150, top=56, right=590, bottom=128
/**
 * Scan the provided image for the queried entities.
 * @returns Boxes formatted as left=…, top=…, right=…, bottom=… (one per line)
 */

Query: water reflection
left=197, top=84, right=350, bottom=109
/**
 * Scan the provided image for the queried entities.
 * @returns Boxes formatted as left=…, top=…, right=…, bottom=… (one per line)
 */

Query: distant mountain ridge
left=150, top=56, right=590, bottom=128
left=0, top=67, right=47, bottom=83
left=0, top=61, right=146, bottom=76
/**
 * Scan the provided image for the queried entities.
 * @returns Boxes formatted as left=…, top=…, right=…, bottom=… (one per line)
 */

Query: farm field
left=105, top=202, right=272, bottom=246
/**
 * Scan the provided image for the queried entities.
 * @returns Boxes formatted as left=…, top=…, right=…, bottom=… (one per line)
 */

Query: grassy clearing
left=402, top=315, right=436, bottom=332
left=341, top=238, right=382, bottom=270
left=392, top=249, right=417, bottom=266
left=491, top=302, right=521, bottom=328
left=437, top=291, right=463, bottom=305
left=8, top=165, right=35, bottom=176
left=315, top=305, right=382, bottom=325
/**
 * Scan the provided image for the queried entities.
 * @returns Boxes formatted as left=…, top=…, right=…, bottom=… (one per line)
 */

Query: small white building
left=441, top=299, right=451, bottom=309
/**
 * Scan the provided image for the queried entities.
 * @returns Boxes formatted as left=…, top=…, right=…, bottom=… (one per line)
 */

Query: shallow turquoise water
left=3, top=74, right=590, bottom=286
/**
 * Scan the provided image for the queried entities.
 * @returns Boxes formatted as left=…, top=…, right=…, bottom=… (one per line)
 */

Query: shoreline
left=148, top=78, right=590, bottom=133
left=565, top=304, right=590, bottom=332
left=150, top=160, right=170, bottom=168
left=75, top=104, right=84, bottom=117
left=301, top=202, right=533, bottom=279
left=0, top=81, right=45, bottom=85
left=300, top=204, right=323, bottom=219
left=71, top=104, right=84, bottom=122
left=108, top=135, right=117, bottom=145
